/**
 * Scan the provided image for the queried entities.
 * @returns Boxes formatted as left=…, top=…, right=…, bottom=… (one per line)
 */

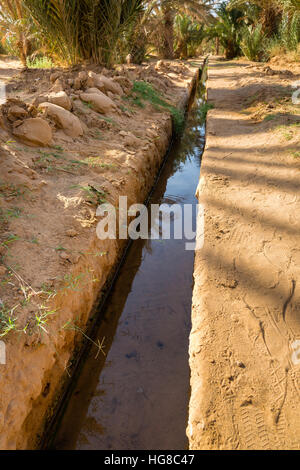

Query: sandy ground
left=0, top=56, right=22, bottom=84
left=188, top=58, right=300, bottom=449
left=0, top=57, right=197, bottom=449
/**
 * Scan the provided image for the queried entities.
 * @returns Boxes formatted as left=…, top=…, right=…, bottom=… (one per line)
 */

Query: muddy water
left=52, top=65, right=207, bottom=450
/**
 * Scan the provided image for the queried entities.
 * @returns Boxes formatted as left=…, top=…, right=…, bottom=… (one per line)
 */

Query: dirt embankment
left=189, top=58, right=300, bottom=449
left=0, top=58, right=198, bottom=450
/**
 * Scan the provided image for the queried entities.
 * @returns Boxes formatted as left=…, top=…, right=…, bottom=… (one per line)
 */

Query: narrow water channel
left=51, top=63, right=207, bottom=450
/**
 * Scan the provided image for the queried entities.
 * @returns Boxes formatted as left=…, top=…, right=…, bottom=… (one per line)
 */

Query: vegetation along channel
left=48, top=65, right=208, bottom=451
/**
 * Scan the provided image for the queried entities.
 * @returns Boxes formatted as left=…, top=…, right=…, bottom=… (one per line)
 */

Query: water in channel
left=52, top=63, right=207, bottom=450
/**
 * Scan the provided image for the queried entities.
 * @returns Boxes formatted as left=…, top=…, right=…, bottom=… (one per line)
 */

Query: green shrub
left=24, top=0, right=144, bottom=66
left=265, top=37, right=286, bottom=58
left=241, top=24, right=265, bottom=61
left=279, top=11, right=300, bottom=51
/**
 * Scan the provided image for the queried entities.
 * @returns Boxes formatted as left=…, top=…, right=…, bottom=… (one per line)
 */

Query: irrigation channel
left=50, top=61, right=207, bottom=450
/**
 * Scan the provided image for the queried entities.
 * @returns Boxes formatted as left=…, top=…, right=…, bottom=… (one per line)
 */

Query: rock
left=13, top=117, right=52, bottom=147
left=80, top=92, right=116, bottom=114
left=51, top=79, right=65, bottom=92
left=66, top=229, right=77, bottom=237
left=86, top=76, right=95, bottom=88
left=39, top=102, right=83, bottom=138
left=27, top=104, right=38, bottom=117
left=48, top=91, right=72, bottom=111
left=33, top=95, right=48, bottom=107
left=87, top=72, right=123, bottom=96
left=50, top=72, right=61, bottom=83
left=85, top=88, right=104, bottom=95
left=7, top=106, right=28, bottom=122
left=73, top=77, right=82, bottom=90
left=87, top=71, right=104, bottom=91
left=78, top=71, right=88, bottom=82
left=98, top=75, right=124, bottom=96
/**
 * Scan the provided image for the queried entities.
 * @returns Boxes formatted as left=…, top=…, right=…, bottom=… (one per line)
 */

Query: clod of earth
left=39, top=102, right=83, bottom=137
left=7, top=106, right=28, bottom=122
left=47, top=91, right=72, bottom=112
left=80, top=92, right=116, bottom=114
left=98, top=75, right=124, bottom=96
left=13, top=117, right=52, bottom=147
left=87, top=72, right=124, bottom=97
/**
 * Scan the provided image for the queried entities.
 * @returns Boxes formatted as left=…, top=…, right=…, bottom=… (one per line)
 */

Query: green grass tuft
left=264, top=114, right=277, bottom=122
left=198, top=102, right=214, bottom=121
left=26, top=56, right=54, bottom=69
left=130, top=81, right=185, bottom=135
left=0, top=304, right=18, bottom=338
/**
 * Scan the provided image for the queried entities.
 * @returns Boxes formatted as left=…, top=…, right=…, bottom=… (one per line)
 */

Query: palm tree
left=162, top=2, right=176, bottom=59
left=174, top=14, right=206, bottom=58
left=0, top=0, right=33, bottom=66
left=281, top=0, right=300, bottom=13
left=146, top=0, right=213, bottom=59
left=227, top=0, right=283, bottom=35
left=21, top=0, right=144, bottom=66
left=207, top=2, right=244, bottom=59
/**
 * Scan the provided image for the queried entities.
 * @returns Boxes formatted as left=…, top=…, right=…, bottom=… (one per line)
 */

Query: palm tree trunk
left=215, top=37, right=220, bottom=55
left=176, top=40, right=187, bottom=59
left=162, top=6, right=175, bottom=59
left=17, top=33, right=28, bottom=67
left=261, top=6, right=281, bottom=36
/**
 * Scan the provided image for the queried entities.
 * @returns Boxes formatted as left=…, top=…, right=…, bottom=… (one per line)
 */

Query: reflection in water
left=52, top=68, right=207, bottom=450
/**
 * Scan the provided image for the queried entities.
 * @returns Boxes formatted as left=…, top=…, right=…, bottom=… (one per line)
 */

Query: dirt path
left=0, top=57, right=22, bottom=83
left=188, top=58, right=300, bottom=450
